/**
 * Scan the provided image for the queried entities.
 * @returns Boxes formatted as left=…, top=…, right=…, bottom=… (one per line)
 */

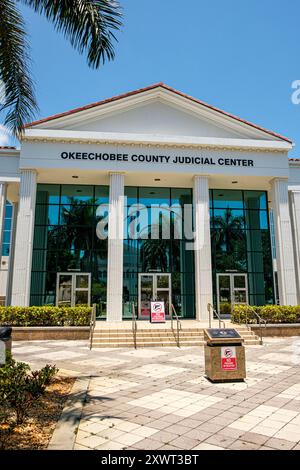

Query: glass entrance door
left=139, top=274, right=154, bottom=319
left=138, top=273, right=171, bottom=319
left=232, top=274, right=248, bottom=305
left=217, top=273, right=248, bottom=316
left=217, top=274, right=231, bottom=316
left=56, top=273, right=91, bottom=307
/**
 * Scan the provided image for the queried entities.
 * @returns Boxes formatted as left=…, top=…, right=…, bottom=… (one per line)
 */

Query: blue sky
left=1, top=0, right=300, bottom=155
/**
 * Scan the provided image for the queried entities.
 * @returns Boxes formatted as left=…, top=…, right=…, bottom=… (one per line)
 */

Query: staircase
left=91, top=324, right=261, bottom=348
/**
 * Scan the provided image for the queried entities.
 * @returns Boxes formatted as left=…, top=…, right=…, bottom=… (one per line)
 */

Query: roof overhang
left=22, top=129, right=292, bottom=152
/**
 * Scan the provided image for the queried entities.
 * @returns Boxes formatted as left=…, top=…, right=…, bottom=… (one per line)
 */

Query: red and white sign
left=150, top=301, right=166, bottom=323
left=221, top=346, right=237, bottom=371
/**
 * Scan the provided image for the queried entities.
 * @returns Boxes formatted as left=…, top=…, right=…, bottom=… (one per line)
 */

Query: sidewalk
left=13, top=337, right=300, bottom=450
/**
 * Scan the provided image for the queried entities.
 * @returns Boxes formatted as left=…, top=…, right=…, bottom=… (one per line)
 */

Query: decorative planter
left=11, top=326, right=90, bottom=341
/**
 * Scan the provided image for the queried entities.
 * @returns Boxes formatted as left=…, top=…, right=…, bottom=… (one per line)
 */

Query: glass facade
left=2, top=202, right=13, bottom=256
left=210, top=189, right=274, bottom=307
left=29, top=184, right=274, bottom=316
left=123, top=187, right=195, bottom=318
left=30, top=184, right=108, bottom=308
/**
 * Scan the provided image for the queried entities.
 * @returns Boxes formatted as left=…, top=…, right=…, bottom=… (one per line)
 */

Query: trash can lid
left=205, top=328, right=242, bottom=339
left=0, top=327, right=12, bottom=338
left=204, top=328, right=243, bottom=344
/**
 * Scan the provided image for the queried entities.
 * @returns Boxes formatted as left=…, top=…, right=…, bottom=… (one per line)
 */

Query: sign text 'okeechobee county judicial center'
left=60, top=152, right=254, bottom=167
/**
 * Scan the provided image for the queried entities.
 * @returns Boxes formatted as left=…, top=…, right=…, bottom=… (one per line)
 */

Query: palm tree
left=140, top=213, right=171, bottom=272
left=0, top=0, right=122, bottom=137
left=213, top=208, right=245, bottom=253
left=212, top=208, right=246, bottom=272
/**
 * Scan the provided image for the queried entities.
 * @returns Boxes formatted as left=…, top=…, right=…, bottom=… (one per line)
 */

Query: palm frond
left=0, top=0, right=38, bottom=137
left=21, top=0, right=123, bottom=68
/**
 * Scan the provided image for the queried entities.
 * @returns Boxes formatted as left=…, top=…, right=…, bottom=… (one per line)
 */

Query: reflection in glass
left=36, top=185, right=60, bottom=204
left=140, top=275, right=154, bottom=318
left=244, top=191, right=267, bottom=210
left=76, top=274, right=89, bottom=289
left=245, top=211, right=268, bottom=230
left=213, top=190, right=243, bottom=209
left=139, top=239, right=170, bottom=272
left=157, top=275, right=169, bottom=288
left=218, top=275, right=232, bottom=316
left=139, top=187, right=170, bottom=206
left=61, top=185, right=94, bottom=204
left=234, top=275, right=247, bottom=289
left=75, top=291, right=89, bottom=305
left=31, top=184, right=108, bottom=311
left=95, top=186, right=109, bottom=205
left=123, top=187, right=195, bottom=318
left=57, top=275, right=72, bottom=306
left=211, top=189, right=274, bottom=306
left=234, top=290, right=247, bottom=303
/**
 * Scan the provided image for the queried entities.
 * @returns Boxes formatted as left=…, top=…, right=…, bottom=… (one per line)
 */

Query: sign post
left=150, top=301, right=166, bottom=323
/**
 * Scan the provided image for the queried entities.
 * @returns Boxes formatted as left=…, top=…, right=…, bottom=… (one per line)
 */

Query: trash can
left=204, top=328, right=246, bottom=383
left=0, top=327, right=12, bottom=365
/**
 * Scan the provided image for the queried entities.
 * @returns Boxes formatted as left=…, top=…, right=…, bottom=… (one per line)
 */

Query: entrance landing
left=91, top=320, right=260, bottom=348
left=95, top=319, right=233, bottom=330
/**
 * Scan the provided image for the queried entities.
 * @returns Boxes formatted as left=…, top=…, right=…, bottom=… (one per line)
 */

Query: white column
left=106, top=172, right=124, bottom=322
left=0, top=182, right=7, bottom=258
left=271, top=178, right=297, bottom=305
left=193, top=176, right=213, bottom=321
left=6, top=202, right=18, bottom=306
left=289, top=190, right=300, bottom=304
left=11, top=170, right=37, bottom=306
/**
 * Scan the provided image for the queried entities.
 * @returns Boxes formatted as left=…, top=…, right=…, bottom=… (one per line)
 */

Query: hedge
left=231, top=304, right=300, bottom=324
left=0, top=306, right=92, bottom=327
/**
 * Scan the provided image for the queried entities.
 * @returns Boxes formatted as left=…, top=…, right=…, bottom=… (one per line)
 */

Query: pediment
left=61, top=100, right=252, bottom=139
left=25, top=84, right=290, bottom=143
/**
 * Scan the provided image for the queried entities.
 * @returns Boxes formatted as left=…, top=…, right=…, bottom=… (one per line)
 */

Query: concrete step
left=91, top=325, right=262, bottom=348
left=93, top=329, right=205, bottom=334
left=92, top=334, right=204, bottom=340
left=91, top=339, right=261, bottom=347
left=94, top=328, right=204, bottom=335
left=92, top=338, right=204, bottom=343
left=92, top=341, right=206, bottom=348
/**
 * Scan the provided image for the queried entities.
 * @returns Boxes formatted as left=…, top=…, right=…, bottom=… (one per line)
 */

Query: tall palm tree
left=0, top=0, right=122, bottom=137
left=140, top=213, right=171, bottom=272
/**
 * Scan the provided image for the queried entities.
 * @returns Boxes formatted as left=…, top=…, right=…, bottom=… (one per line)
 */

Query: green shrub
left=219, top=302, right=232, bottom=316
left=0, top=305, right=92, bottom=327
left=0, top=358, right=58, bottom=425
left=28, top=364, right=58, bottom=396
left=231, top=304, right=300, bottom=324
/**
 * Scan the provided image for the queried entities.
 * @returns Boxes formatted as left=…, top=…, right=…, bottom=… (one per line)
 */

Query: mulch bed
left=0, top=376, right=75, bottom=450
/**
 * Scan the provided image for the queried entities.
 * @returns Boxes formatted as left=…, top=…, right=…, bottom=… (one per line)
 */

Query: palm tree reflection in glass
left=47, top=199, right=107, bottom=307
left=212, top=208, right=246, bottom=272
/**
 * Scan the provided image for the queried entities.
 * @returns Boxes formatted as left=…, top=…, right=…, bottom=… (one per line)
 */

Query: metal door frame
left=138, top=273, right=172, bottom=319
left=217, top=273, right=248, bottom=314
left=56, top=272, right=91, bottom=307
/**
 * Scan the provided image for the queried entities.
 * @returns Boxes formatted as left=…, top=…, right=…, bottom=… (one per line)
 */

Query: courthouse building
left=1, top=83, right=300, bottom=322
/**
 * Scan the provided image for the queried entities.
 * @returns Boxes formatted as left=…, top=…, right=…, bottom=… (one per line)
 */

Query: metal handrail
left=171, top=304, right=182, bottom=347
left=207, top=303, right=226, bottom=329
left=240, top=304, right=266, bottom=345
left=132, top=301, right=137, bottom=349
left=89, top=303, right=97, bottom=350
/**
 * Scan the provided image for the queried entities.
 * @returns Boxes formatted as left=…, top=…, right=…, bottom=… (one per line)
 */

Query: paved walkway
left=13, top=337, right=300, bottom=450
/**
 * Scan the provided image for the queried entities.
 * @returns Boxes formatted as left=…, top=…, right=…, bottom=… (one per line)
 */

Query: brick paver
left=13, top=336, right=300, bottom=450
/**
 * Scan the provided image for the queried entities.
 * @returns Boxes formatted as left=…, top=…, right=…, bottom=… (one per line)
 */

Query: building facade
left=1, top=83, right=300, bottom=321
